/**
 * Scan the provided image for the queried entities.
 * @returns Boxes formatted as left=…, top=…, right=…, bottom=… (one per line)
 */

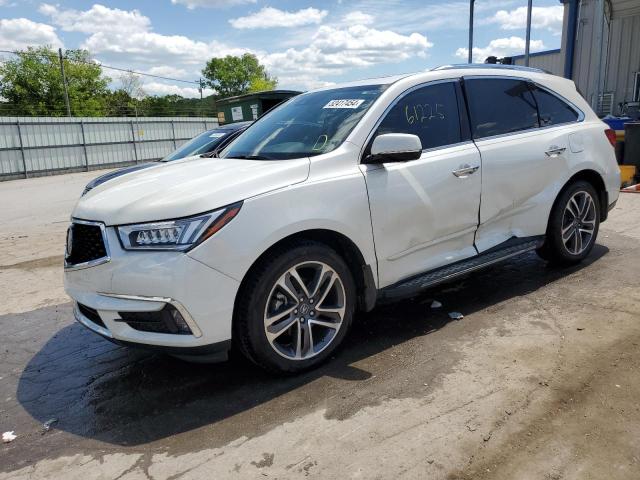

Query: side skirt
left=378, top=236, right=544, bottom=302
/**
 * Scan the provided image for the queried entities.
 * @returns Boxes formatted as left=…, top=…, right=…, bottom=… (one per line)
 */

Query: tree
left=248, top=75, right=278, bottom=93
left=119, top=71, right=146, bottom=100
left=201, top=53, right=277, bottom=98
left=0, top=46, right=111, bottom=116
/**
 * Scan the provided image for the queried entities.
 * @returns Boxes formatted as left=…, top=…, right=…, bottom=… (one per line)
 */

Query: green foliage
left=0, top=46, right=110, bottom=116
left=202, top=53, right=277, bottom=98
left=0, top=46, right=220, bottom=118
left=248, top=75, right=278, bottom=93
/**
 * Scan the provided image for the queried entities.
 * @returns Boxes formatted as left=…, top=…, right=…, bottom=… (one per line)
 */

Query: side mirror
left=366, top=133, right=422, bottom=164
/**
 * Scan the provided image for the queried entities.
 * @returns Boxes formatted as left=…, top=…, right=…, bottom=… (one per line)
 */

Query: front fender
left=187, top=173, right=377, bottom=286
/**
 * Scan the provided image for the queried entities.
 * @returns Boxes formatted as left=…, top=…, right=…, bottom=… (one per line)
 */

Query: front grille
left=77, top=303, right=107, bottom=329
left=66, top=222, right=108, bottom=266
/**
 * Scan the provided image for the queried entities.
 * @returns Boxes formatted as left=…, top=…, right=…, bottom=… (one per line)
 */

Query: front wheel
left=234, top=241, right=355, bottom=374
left=537, top=180, right=600, bottom=265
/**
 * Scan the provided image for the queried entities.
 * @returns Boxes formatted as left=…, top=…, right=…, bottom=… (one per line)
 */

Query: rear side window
left=529, top=85, right=579, bottom=126
left=465, top=78, right=539, bottom=139
left=376, top=82, right=462, bottom=150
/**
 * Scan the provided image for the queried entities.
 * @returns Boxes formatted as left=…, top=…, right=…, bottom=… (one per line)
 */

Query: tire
left=537, top=180, right=600, bottom=265
left=233, top=241, right=356, bottom=374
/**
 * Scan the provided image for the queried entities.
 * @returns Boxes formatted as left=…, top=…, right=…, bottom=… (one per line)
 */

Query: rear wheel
left=537, top=181, right=600, bottom=265
left=234, top=241, right=355, bottom=374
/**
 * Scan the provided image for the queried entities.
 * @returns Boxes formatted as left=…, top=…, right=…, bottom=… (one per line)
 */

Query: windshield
left=162, top=129, right=228, bottom=161
left=220, top=85, right=385, bottom=160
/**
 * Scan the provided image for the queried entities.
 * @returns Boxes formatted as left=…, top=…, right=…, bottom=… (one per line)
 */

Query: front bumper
left=64, top=226, right=240, bottom=354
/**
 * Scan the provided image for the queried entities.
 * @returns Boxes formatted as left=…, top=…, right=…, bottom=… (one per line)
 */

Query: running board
left=379, top=237, right=544, bottom=301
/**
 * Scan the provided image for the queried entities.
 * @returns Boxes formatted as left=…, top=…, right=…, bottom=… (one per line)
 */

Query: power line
left=0, top=49, right=202, bottom=85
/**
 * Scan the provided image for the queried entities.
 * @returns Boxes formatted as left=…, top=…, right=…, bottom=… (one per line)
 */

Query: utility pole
left=58, top=48, right=71, bottom=117
left=524, top=0, right=533, bottom=66
left=468, top=0, right=475, bottom=64
left=198, top=78, right=206, bottom=117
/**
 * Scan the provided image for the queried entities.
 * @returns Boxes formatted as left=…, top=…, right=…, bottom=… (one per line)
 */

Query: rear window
left=529, top=85, right=579, bottom=126
left=465, top=78, right=539, bottom=139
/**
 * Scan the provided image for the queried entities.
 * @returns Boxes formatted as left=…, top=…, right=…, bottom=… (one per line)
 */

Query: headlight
left=117, top=202, right=242, bottom=251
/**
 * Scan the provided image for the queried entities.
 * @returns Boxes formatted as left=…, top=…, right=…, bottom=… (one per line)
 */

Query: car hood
left=83, top=162, right=159, bottom=195
left=73, top=156, right=310, bottom=225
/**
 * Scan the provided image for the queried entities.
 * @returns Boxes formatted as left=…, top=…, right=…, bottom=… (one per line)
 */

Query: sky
left=0, top=0, right=565, bottom=97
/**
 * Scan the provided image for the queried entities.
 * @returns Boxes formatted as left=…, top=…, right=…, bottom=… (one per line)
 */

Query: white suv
left=64, top=65, right=620, bottom=373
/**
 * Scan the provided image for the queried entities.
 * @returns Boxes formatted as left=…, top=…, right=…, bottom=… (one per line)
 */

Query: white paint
left=64, top=67, right=620, bottom=356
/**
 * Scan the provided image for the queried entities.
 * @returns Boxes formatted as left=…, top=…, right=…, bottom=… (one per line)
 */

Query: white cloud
left=146, top=66, right=190, bottom=78
left=230, top=7, right=328, bottom=29
left=171, top=0, right=256, bottom=9
left=143, top=81, right=213, bottom=98
left=342, top=0, right=517, bottom=33
left=38, top=3, right=150, bottom=34
left=40, top=3, right=251, bottom=67
left=84, top=32, right=249, bottom=65
left=263, top=24, right=432, bottom=85
left=342, top=11, right=375, bottom=26
left=489, top=6, right=564, bottom=34
left=0, top=18, right=63, bottom=51
left=276, top=75, right=336, bottom=92
left=312, top=25, right=430, bottom=60
left=455, top=36, right=546, bottom=63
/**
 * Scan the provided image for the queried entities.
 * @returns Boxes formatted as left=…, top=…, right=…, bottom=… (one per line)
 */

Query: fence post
left=130, top=120, right=139, bottom=164
left=170, top=120, right=177, bottom=149
left=80, top=120, right=89, bottom=171
left=16, top=119, right=28, bottom=179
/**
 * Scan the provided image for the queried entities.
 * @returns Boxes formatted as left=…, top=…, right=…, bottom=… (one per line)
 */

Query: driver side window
left=376, top=82, right=463, bottom=151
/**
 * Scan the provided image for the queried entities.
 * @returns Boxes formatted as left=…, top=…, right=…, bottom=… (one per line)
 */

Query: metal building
left=216, top=90, right=301, bottom=125
left=512, top=48, right=564, bottom=75
left=566, top=0, right=640, bottom=115
left=507, top=0, right=640, bottom=116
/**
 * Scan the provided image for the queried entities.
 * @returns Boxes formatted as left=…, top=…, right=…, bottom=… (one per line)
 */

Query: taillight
left=604, top=128, right=616, bottom=148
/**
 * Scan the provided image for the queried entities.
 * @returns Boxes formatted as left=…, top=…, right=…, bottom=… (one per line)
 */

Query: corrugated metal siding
left=0, top=116, right=218, bottom=180
left=571, top=0, right=640, bottom=114
left=604, top=13, right=640, bottom=110
left=573, top=0, right=601, bottom=107
left=514, top=51, right=565, bottom=75
left=612, top=0, right=640, bottom=18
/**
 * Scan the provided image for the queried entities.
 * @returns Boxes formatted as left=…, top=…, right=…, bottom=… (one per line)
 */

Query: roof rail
left=432, top=64, right=547, bottom=74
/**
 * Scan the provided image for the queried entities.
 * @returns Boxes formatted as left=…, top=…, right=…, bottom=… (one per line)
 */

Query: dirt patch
left=0, top=255, right=63, bottom=271
left=448, top=332, right=640, bottom=480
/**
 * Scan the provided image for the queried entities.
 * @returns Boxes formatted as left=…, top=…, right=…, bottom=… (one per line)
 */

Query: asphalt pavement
left=1, top=171, right=639, bottom=479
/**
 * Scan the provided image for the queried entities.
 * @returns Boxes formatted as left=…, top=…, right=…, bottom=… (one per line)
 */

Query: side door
left=361, top=80, right=482, bottom=288
left=464, top=77, right=576, bottom=252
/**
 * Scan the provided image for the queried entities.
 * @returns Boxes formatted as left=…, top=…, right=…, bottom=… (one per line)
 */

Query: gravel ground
left=0, top=171, right=639, bottom=480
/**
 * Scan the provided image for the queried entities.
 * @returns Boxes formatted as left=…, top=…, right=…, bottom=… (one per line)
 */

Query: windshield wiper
left=230, top=154, right=272, bottom=160
left=200, top=151, right=218, bottom=158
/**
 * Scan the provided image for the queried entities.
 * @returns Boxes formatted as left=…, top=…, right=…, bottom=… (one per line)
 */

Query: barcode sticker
left=323, top=99, right=365, bottom=109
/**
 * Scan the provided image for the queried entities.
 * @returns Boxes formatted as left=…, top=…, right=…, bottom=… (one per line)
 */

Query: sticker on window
left=209, top=132, right=225, bottom=138
left=323, top=99, right=365, bottom=109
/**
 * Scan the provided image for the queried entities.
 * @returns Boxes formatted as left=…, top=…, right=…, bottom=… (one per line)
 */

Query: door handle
left=545, top=146, right=566, bottom=157
left=452, top=165, right=479, bottom=178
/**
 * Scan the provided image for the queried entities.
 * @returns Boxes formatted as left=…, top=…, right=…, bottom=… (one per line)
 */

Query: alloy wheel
left=263, top=261, right=346, bottom=361
left=561, top=190, right=596, bottom=255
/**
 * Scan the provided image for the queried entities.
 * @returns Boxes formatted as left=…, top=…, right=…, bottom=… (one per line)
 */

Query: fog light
left=117, top=305, right=193, bottom=335
left=169, top=307, right=191, bottom=334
